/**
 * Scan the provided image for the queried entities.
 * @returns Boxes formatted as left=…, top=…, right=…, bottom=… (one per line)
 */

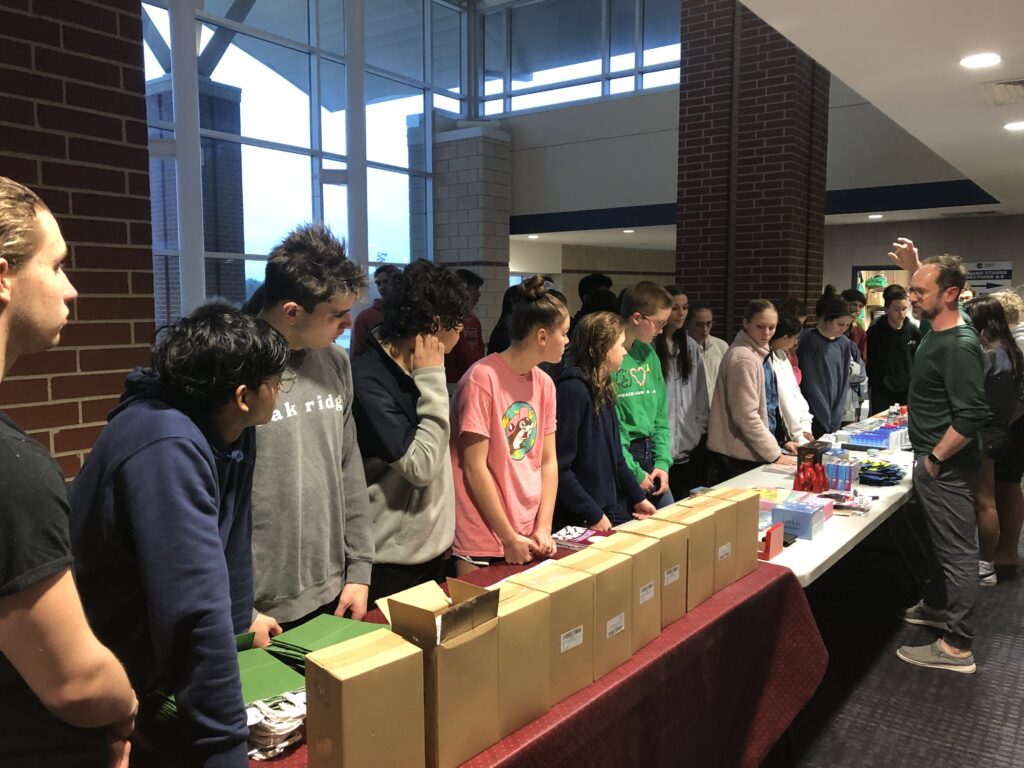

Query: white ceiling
left=511, top=225, right=676, bottom=251
left=743, top=0, right=1024, bottom=216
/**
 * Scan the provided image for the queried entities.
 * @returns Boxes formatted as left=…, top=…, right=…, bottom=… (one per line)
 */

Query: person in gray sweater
left=352, top=260, right=472, bottom=605
left=249, top=223, right=373, bottom=628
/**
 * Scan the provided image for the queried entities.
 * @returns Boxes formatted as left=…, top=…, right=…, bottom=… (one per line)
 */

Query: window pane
left=610, top=0, right=636, bottom=71
left=366, top=0, right=424, bottom=81
left=610, top=75, right=635, bottom=94
left=322, top=160, right=349, bottom=244
left=202, top=140, right=312, bottom=256
left=432, top=3, right=462, bottom=94
left=199, top=24, right=312, bottom=148
left=510, top=81, right=601, bottom=111
left=142, top=4, right=171, bottom=84
left=149, top=150, right=178, bottom=251
left=510, top=0, right=602, bottom=91
left=319, top=0, right=345, bottom=54
left=483, top=98, right=504, bottom=116
left=321, top=58, right=347, bottom=156
left=365, top=74, right=425, bottom=170
left=643, top=0, right=681, bottom=66
left=434, top=93, right=462, bottom=115
left=368, top=168, right=419, bottom=265
left=244, top=260, right=267, bottom=301
left=642, top=67, right=680, bottom=89
left=202, top=1, right=309, bottom=44
left=204, top=256, right=249, bottom=306
left=482, top=11, right=505, bottom=97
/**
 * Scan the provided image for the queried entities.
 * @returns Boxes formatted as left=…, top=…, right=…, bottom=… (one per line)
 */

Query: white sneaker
left=979, top=560, right=997, bottom=587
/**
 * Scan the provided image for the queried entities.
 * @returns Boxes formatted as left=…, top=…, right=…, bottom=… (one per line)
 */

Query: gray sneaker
left=902, top=599, right=946, bottom=629
left=897, top=640, right=976, bottom=674
left=979, top=560, right=997, bottom=587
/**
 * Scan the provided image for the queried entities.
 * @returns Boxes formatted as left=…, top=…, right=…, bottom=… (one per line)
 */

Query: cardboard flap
left=387, top=599, right=441, bottom=650
left=446, top=577, right=489, bottom=605
left=438, top=584, right=499, bottom=641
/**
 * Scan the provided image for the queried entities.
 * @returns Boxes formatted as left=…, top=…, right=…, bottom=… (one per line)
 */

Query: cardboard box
left=508, top=564, right=594, bottom=704
left=380, top=579, right=500, bottom=768
left=675, top=497, right=738, bottom=593
left=616, top=517, right=689, bottom=627
left=588, top=532, right=661, bottom=652
left=657, top=505, right=716, bottom=610
left=493, top=581, right=552, bottom=738
left=704, top=488, right=760, bottom=580
left=555, top=549, right=632, bottom=679
left=306, top=630, right=425, bottom=768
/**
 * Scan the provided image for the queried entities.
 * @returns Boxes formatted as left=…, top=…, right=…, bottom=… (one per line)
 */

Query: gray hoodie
left=250, top=345, right=373, bottom=624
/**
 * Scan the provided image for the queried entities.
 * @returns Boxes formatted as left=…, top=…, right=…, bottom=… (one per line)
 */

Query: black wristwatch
left=927, top=452, right=943, bottom=466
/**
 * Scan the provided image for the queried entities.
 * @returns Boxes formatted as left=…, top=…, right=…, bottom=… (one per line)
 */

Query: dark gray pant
left=914, top=457, right=979, bottom=650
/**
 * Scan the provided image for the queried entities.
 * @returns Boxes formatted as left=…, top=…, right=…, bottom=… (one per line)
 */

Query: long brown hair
left=655, top=285, right=693, bottom=383
left=572, top=311, right=625, bottom=413
left=965, top=296, right=1024, bottom=389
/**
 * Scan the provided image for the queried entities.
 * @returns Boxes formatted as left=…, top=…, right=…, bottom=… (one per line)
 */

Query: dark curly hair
left=378, top=259, right=472, bottom=339
left=152, top=303, right=290, bottom=412
left=262, top=222, right=368, bottom=312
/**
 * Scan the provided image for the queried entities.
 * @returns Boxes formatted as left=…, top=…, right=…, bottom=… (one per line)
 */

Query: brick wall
left=676, top=0, right=828, bottom=336
left=0, top=0, right=153, bottom=479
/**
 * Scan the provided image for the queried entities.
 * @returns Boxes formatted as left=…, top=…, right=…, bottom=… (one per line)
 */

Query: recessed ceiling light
left=1005, top=121, right=1024, bottom=132
left=622, top=229, right=635, bottom=234
left=527, top=234, right=539, bottom=239
left=959, top=52, right=1001, bottom=69
left=868, top=214, right=884, bottom=220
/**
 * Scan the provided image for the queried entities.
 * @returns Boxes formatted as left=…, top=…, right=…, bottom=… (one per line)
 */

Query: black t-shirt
left=0, top=410, right=106, bottom=766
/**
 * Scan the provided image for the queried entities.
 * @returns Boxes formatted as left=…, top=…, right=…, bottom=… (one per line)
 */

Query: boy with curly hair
left=352, top=259, right=472, bottom=602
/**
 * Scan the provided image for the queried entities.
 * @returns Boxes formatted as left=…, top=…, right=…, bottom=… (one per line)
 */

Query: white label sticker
left=560, top=625, right=584, bottom=653
left=606, top=612, right=626, bottom=639
left=639, top=581, right=655, bottom=604
left=718, top=542, right=733, bottom=561
left=664, top=565, right=680, bottom=586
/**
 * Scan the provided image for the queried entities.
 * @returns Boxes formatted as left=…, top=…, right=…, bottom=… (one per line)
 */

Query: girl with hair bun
left=553, top=312, right=656, bottom=530
left=450, top=275, right=570, bottom=573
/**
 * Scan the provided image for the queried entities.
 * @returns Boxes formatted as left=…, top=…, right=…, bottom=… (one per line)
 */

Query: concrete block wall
left=433, top=125, right=511, bottom=331
left=0, top=0, right=153, bottom=479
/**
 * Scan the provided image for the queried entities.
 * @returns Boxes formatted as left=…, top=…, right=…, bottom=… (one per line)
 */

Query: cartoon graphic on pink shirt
left=502, top=401, right=537, bottom=460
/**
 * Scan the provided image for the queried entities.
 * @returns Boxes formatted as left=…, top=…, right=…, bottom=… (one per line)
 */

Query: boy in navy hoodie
left=69, top=304, right=290, bottom=768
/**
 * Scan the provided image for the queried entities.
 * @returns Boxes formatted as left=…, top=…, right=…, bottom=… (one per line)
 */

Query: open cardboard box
left=305, top=630, right=425, bottom=768
left=379, top=579, right=499, bottom=768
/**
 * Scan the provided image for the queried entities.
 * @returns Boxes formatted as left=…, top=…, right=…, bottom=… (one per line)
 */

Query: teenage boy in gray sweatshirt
left=249, top=223, right=373, bottom=627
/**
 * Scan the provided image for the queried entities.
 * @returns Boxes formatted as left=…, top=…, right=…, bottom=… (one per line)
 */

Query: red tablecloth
left=247, top=560, right=827, bottom=768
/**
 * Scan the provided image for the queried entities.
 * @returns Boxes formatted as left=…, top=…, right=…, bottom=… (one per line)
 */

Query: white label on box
left=718, top=542, right=732, bottom=561
left=606, top=612, right=626, bottom=639
left=639, top=581, right=655, bottom=604
left=560, top=625, right=584, bottom=653
left=664, top=565, right=680, bottom=586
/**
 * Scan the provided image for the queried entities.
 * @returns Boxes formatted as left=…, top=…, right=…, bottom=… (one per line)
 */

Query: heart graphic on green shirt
left=629, top=367, right=647, bottom=387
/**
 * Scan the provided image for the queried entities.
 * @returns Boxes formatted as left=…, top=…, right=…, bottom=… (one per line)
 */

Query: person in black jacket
left=554, top=311, right=656, bottom=530
left=352, top=259, right=472, bottom=603
left=866, top=284, right=920, bottom=415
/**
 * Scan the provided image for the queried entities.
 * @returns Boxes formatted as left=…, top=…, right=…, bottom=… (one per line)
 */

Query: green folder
left=236, top=648, right=305, bottom=706
left=268, top=614, right=388, bottom=670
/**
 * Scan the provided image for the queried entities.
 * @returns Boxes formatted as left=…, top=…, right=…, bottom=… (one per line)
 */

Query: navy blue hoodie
left=554, top=366, right=646, bottom=528
left=69, top=369, right=252, bottom=767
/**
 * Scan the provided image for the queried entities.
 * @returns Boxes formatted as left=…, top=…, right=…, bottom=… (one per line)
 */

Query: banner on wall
left=966, top=261, right=1013, bottom=296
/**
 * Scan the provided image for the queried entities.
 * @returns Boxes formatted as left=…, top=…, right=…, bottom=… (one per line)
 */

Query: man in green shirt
left=889, top=238, right=988, bottom=674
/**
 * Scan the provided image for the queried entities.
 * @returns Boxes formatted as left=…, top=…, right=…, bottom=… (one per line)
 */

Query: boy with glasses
left=613, top=282, right=675, bottom=508
left=69, top=304, right=290, bottom=766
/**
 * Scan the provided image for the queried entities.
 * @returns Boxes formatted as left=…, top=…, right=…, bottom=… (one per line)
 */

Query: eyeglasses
left=277, top=373, right=298, bottom=394
left=641, top=314, right=668, bottom=330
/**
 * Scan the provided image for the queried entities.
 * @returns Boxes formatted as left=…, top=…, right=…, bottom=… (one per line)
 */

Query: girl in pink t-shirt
left=451, top=276, right=570, bottom=573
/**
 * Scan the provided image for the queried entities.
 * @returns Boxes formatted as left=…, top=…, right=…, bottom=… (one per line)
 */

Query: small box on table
left=588, top=531, right=662, bottom=652
left=616, top=517, right=689, bottom=627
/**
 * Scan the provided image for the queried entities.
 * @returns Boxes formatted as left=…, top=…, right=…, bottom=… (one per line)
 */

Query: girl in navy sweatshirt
left=554, top=312, right=657, bottom=530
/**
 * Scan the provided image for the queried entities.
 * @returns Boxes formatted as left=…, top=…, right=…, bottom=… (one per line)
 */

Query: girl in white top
left=769, top=315, right=814, bottom=445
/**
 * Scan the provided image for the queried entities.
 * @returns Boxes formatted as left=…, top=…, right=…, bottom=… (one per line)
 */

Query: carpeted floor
left=763, top=501, right=1024, bottom=768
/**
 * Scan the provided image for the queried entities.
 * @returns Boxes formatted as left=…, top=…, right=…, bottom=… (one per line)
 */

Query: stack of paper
left=268, top=614, right=388, bottom=671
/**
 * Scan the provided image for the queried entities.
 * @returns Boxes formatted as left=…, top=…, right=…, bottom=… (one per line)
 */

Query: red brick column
left=0, top=0, right=152, bottom=479
left=676, top=0, right=828, bottom=335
